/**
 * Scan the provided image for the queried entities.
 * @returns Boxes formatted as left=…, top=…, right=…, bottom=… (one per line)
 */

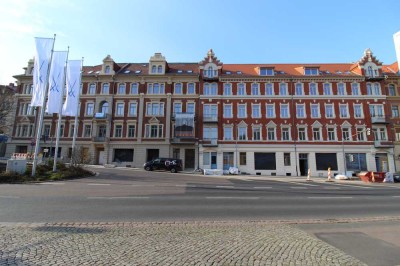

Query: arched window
left=367, top=66, right=374, bottom=77
left=207, top=66, right=214, bottom=77
left=157, top=65, right=162, bottom=73
left=100, top=101, right=109, bottom=114
left=105, top=66, right=111, bottom=74
left=151, top=65, right=157, bottom=73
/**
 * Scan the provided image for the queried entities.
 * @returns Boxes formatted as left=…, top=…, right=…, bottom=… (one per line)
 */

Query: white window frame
left=117, top=83, right=126, bottom=95
left=174, top=83, right=183, bottom=94
left=279, top=83, right=288, bottom=96
left=339, top=104, right=349, bottom=118
left=267, top=127, right=276, bottom=141
left=298, top=127, right=307, bottom=141
left=237, top=83, right=246, bottom=96
left=351, top=83, right=359, bottom=96
left=238, top=104, right=247, bottom=118
left=312, top=127, right=321, bottom=141
left=223, top=104, right=233, bottom=118
left=323, top=83, right=332, bottom=95
left=223, top=83, right=232, bottom=96
left=265, top=83, right=274, bottom=95
left=327, top=127, right=336, bottom=141
left=129, top=102, right=137, bottom=117
left=127, top=124, right=136, bottom=138
left=146, top=102, right=165, bottom=116
left=281, top=127, right=291, bottom=141
left=337, top=83, right=346, bottom=95
left=115, top=102, right=124, bottom=116
left=145, top=124, right=163, bottom=138
left=266, top=104, right=275, bottom=118
left=295, top=83, right=303, bottom=95
left=296, top=104, right=306, bottom=118
left=354, top=104, right=363, bottom=118
left=251, top=83, right=260, bottom=96
left=187, top=83, right=195, bottom=94
left=252, top=126, right=262, bottom=140
left=252, top=104, right=261, bottom=118
left=280, top=104, right=290, bottom=118
left=101, top=83, right=109, bottom=94
left=88, top=83, right=96, bottom=95
left=147, top=83, right=165, bottom=94
left=86, top=102, right=94, bottom=116
left=310, top=104, right=320, bottom=118
left=130, top=83, right=139, bottom=94
left=325, top=104, right=335, bottom=118
left=223, top=126, right=233, bottom=140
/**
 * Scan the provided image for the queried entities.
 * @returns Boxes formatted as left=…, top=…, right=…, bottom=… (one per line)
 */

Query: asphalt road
left=0, top=166, right=399, bottom=223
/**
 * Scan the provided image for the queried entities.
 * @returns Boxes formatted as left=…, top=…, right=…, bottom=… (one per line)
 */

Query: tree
left=0, top=85, right=16, bottom=135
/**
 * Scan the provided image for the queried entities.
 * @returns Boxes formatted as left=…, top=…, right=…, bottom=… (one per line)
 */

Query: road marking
left=308, top=196, right=353, bottom=199
left=216, top=186, right=234, bottom=189
left=323, top=187, right=340, bottom=189
left=87, top=183, right=110, bottom=186
left=253, top=186, right=273, bottom=189
left=40, top=182, right=65, bottom=185
left=328, top=183, right=372, bottom=189
left=87, top=196, right=150, bottom=199
left=206, top=196, right=259, bottom=200
left=286, top=181, right=319, bottom=187
left=0, top=196, right=20, bottom=199
left=175, top=185, right=197, bottom=188
left=290, top=187, right=307, bottom=189
left=131, top=184, right=155, bottom=187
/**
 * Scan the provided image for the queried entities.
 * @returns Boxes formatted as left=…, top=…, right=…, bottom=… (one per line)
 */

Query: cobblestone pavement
left=0, top=221, right=366, bottom=266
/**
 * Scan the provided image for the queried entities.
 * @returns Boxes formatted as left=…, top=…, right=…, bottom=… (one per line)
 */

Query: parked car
left=144, top=158, right=183, bottom=173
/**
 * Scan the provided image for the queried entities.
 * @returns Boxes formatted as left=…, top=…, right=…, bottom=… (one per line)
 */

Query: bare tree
left=0, top=85, right=16, bottom=135
left=70, top=146, right=91, bottom=166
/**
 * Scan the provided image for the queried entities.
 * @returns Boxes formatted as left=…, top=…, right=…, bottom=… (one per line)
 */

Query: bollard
left=306, top=168, right=311, bottom=181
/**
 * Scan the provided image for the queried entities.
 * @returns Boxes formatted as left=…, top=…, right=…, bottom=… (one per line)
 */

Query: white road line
left=286, top=181, right=319, bottom=187
left=87, top=196, right=150, bottom=199
left=206, top=197, right=260, bottom=200
left=308, top=196, right=353, bottom=199
left=131, top=184, right=155, bottom=187
left=328, top=183, right=372, bottom=189
left=87, top=183, right=110, bottom=186
left=290, top=187, right=307, bottom=189
left=40, top=182, right=65, bottom=185
left=216, top=186, right=234, bottom=188
left=253, top=187, right=273, bottom=189
left=175, top=185, right=197, bottom=188
left=323, top=187, right=340, bottom=189
left=0, top=196, right=20, bottom=199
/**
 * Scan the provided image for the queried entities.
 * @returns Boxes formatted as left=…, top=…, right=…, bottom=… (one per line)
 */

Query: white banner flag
left=394, top=31, right=400, bottom=72
left=46, top=51, right=68, bottom=114
left=62, top=60, right=82, bottom=117
left=31, top=37, right=54, bottom=107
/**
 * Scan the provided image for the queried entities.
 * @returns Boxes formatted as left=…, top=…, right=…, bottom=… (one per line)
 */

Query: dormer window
left=206, top=66, right=216, bottom=78
left=304, top=68, right=319, bottom=76
left=367, top=66, right=373, bottom=77
left=105, top=66, right=111, bottom=74
left=151, top=65, right=157, bottom=74
left=157, top=65, right=162, bottom=73
left=259, top=68, right=274, bottom=76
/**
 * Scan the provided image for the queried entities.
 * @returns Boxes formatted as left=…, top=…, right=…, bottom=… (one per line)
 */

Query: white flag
left=31, top=37, right=54, bottom=107
left=62, top=60, right=82, bottom=117
left=46, top=51, right=68, bottom=114
left=394, top=31, right=400, bottom=73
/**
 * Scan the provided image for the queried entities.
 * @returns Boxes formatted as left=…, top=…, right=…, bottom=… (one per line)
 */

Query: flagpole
left=53, top=47, right=69, bottom=172
left=70, top=57, right=84, bottom=165
left=32, top=34, right=56, bottom=177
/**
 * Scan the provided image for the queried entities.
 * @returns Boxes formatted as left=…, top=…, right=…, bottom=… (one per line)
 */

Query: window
left=86, top=103, right=94, bottom=116
left=84, top=125, right=91, bottom=138
left=309, top=83, right=318, bottom=95
left=374, top=83, right=381, bottom=95
left=298, top=128, right=306, bottom=141
left=101, top=83, right=109, bottom=94
left=127, top=125, right=136, bottom=138
left=280, top=104, right=289, bottom=118
left=88, top=83, right=96, bottom=94
left=267, top=127, right=275, bottom=140
left=203, top=127, right=218, bottom=140
left=254, top=153, right=276, bottom=170
left=266, top=104, right=275, bottom=118
left=205, top=66, right=216, bottom=78
left=304, top=68, right=318, bottom=75
left=337, top=83, right=346, bottom=95
left=100, top=102, right=108, bottom=114
left=392, top=105, right=399, bottom=118
left=311, top=104, right=319, bottom=118
left=282, top=128, right=290, bottom=141
left=265, top=83, right=274, bottom=95
left=69, top=125, right=74, bottom=137
left=253, top=127, right=261, bottom=140
left=279, top=83, right=287, bottom=95
left=284, top=153, right=291, bottom=166
left=151, top=65, right=156, bottom=73
left=313, top=128, right=321, bottom=141
left=369, top=104, right=384, bottom=117
left=389, top=84, right=396, bottom=96
left=238, top=126, right=247, bottom=140
left=367, top=66, right=373, bottom=77
left=237, top=83, right=246, bottom=95
left=187, top=83, right=195, bottom=94
left=105, top=66, right=111, bottom=74
left=223, top=104, right=232, bottom=118
left=146, top=102, right=164, bottom=116
left=316, top=153, right=338, bottom=170
left=173, top=102, right=182, bottom=116
left=223, top=83, right=232, bottom=95
left=342, top=128, right=350, bottom=141
left=204, top=83, right=218, bottom=95
left=224, top=126, right=233, bottom=140
left=239, top=152, right=247, bottom=165
left=259, top=68, right=274, bottom=76
left=116, top=103, right=124, bottom=116
left=157, top=65, right=162, bottom=74
left=145, top=124, right=163, bottom=138
left=251, top=83, right=259, bottom=95
left=129, top=103, right=137, bottom=116
left=114, top=149, right=133, bottom=162
left=147, top=83, right=165, bottom=94
left=238, top=104, right=247, bottom=118
left=295, top=83, right=303, bottom=95
left=117, top=83, right=126, bottom=95
left=114, top=125, right=122, bottom=137
left=325, top=104, right=334, bottom=118
left=356, top=128, right=364, bottom=141
left=354, top=104, right=363, bottom=118
left=174, top=83, right=182, bottom=94
left=187, top=103, right=195, bottom=114
left=252, top=104, right=261, bottom=118
left=327, top=128, right=335, bottom=141
left=323, top=83, right=331, bottom=95
left=367, top=83, right=373, bottom=95
left=130, top=83, right=139, bottom=94
left=339, top=104, right=348, bottom=118
left=203, top=104, right=217, bottom=119
left=351, top=83, right=359, bottom=95
left=296, top=104, right=305, bottom=118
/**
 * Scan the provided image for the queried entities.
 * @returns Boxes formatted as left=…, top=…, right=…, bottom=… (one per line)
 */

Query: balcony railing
left=92, top=136, right=108, bottom=142
left=93, top=113, right=109, bottom=120
left=374, top=140, right=394, bottom=148
left=170, top=137, right=196, bottom=145
left=365, top=75, right=386, bottom=81
left=203, top=115, right=218, bottom=123
left=202, top=138, right=218, bottom=147
left=371, top=115, right=389, bottom=124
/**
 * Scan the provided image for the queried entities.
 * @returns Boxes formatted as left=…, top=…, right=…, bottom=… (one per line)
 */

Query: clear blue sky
left=1, top=0, right=399, bottom=84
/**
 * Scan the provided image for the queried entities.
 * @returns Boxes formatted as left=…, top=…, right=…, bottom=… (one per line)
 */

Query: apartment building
left=6, top=49, right=399, bottom=176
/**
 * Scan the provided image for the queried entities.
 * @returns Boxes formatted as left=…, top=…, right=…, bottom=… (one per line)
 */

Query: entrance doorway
left=223, top=152, right=234, bottom=170
left=211, top=152, right=217, bottom=169
left=147, top=149, right=159, bottom=162
left=185, top=149, right=195, bottom=169
left=98, top=149, right=105, bottom=165
left=299, top=153, right=308, bottom=176
left=375, top=153, right=388, bottom=172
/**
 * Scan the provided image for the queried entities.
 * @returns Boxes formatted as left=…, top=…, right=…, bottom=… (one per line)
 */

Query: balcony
left=374, top=140, right=394, bottom=148
left=202, top=138, right=218, bottom=147
left=170, top=137, right=196, bottom=145
left=203, top=70, right=219, bottom=80
left=93, top=113, right=110, bottom=121
left=203, top=115, right=218, bottom=123
left=92, top=136, right=109, bottom=142
left=172, top=112, right=196, bottom=121
left=365, top=75, right=386, bottom=81
left=371, top=115, right=390, bottom=124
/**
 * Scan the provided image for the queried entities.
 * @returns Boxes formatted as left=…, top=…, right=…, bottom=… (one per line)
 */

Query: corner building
left=8, top=49, right=399, bottom=176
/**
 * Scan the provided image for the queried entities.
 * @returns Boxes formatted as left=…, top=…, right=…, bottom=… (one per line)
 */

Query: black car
left=144, top=158, right=183, bottom=173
